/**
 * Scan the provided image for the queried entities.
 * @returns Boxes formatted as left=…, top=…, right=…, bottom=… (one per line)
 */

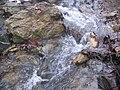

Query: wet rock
left=0, top=34, right=10, bottom=53
left=115, top=46, right=120, bottom=53
left=3, top=1, right=24, bottom=14
left=89, top=32, right=99, bottom=48
left=103, top=35, right=115, bottom=45
left=80, top=32, right=99, bottom=48
left=97, top=76, right=112, bottom=90
left=72, top=52, right=89, bottom=65
left=0, top=9, right=5, bottom=15
left=89, top=37, right=99, bottom=48
left=30, top=46, right=45, bottom=57
left=66, top=27, right=82, bottom=44
left=103, top=35, right=111, bottom=44
left=37, top=70, right=53, bottom=79
left=5, top=2, right=65, bottom=43
left=106, top=11, right=118, bottom=19
left=112, top=24, right=120, bottom=32
left=115, top=18, right=120, bottom=24
left=41, top=72, right=53, bottom=79
left=0, top=51, right=42, bottom=89
left=72, top=30, right=82, bottom=44
left=12, top=34, right=27, bottom=44
left=2, top=72, right=19, bottom=84
left=42, top=39, right=58, bottom=54
left=42, top=44, right=56, bottom=54
left=2, top=12, right=12, bottom=19
left=32, top=82, right=44, bottom=90
left=47, top=0, right=56, bottom=4
left=16, top=54, right=39, bottom=65
left=115, top=66, right=120, bottom=90
left=79, top=6, right=93, bottom=15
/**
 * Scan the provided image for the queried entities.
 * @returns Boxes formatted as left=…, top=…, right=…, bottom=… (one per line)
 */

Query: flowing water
left=0, top=0, right=116, bottom=90
left=23, top=0, right=115, bottom=90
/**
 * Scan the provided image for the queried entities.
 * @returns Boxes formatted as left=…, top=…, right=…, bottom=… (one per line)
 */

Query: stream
left=30, top=0, right=113, bottom=90
left=0, top=0, right=118, bottom=90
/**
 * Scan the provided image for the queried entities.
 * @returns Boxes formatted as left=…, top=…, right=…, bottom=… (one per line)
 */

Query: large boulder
left=5, top=2, right=65, bottom=43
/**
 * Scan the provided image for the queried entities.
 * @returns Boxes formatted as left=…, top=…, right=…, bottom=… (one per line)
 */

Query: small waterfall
left=24, top=69, right=49, bottom=90
left=57, top=0, right=113, bottom=41
left=45, top=0, right=114, bottom=90
left=24, top=0, right=115, bottom=90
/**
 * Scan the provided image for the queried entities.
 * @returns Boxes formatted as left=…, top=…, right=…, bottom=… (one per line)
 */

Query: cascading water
left=24, top=0, right=115, bottom=90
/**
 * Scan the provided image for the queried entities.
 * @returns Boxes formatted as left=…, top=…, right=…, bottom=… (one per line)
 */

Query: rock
left=41, top=72, right=53, bottom=79
left=79, top=6, right=93, bottom=15
left=89, top=32, right=99, bottom=48
left=72, top=52, right=89, bottom=65
left=16, top=54, right=39, bottom=65
left=0, top=9, right=5, bottom=15
left=30, top=46, right=45, bottom=57
left=116, top=18, right=120, bottom=24
left=106, top=11, right=118, bottom=19
left=47, top=0, right=56, bottom=4
left=0, top=46, right=48, bottom=90
left=97, top=76, right=112, bottom=90
left=112, top=24, right=120, bottom=32
left=80, top=32, right=99, bottom=48
left=12, top=34, right=27, bottom=44
left=42, top=44, right=55, bottom=54
left=115, top=46, right=120, bottom=53
left=103, top=35, right=115, bottom=45
left=89, top=37, right=99, bottom=48
left=0, top=34, right=10, bottom=53
left=5, top=2, right=65, bottom=43
left=2, top=72, right=19, bottom=84
left=37, top=71, right=53, bottom=79
left=2, top=12, right=12, bottom=19
left=42, top=39, right=59, bottom=54
left=3, top=1, right=24, bottom=14
left=103, top=35, right=111, bottom=44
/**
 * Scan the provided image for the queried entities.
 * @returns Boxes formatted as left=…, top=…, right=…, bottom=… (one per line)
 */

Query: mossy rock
left=12, top=35, right=26, bottom=44
left=0, top=34, right=10, bottom=53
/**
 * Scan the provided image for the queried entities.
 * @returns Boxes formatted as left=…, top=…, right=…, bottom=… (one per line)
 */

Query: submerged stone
left=0, top=34, right=10, bottom=53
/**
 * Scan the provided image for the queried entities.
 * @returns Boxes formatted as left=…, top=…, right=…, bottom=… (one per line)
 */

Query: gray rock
left=47, top=0, right=56, bottom=4
left=0, top=34, right=10, bottom=53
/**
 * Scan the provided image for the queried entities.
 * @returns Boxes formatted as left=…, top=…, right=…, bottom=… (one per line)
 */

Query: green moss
left=12, top=35, right=26, bottom=44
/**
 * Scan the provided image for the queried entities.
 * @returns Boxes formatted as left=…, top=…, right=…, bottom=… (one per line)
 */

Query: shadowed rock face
left=5, top=2, right=65, bottom=43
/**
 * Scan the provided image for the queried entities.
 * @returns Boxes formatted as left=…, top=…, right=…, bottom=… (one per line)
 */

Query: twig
left=109, top=51, right=120, bottom=77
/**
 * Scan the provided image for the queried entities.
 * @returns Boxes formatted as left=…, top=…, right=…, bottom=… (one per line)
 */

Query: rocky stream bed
left=0, top=0, right=120, bottom=90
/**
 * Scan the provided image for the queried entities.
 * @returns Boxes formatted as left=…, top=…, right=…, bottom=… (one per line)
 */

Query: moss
left=12, top=35, right=26, bottom=44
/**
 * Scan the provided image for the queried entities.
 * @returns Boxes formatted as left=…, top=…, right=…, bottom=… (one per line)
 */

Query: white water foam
left=57, top=6, right=97, bottom=33
left=24, top=70, right=49, bottom=90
